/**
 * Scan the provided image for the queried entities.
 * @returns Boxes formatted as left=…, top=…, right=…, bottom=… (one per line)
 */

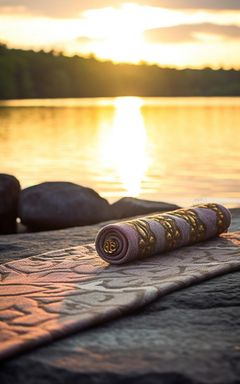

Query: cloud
left=0, top=0, right=240, bottom=18
left=76, top=36, right=95, bottom=44
left=137, top=0, right=240, bottom=10
left=76, top=36, right=105, bottom=44
left=144, top=23, right=240, bottom=43
left=0, top=0, right=123, bottom=18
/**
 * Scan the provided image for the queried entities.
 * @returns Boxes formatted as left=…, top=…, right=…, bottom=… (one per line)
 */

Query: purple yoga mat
left=1, top=203, right=239, bottom=361
left=95, top=203, right=231, bottom=264
left=0, top=234, right=240, bottom=360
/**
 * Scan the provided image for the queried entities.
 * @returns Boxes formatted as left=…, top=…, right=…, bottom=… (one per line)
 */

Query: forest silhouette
left=0, top=43, right=240, bottom=99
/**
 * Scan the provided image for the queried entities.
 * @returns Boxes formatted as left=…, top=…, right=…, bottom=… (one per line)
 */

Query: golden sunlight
left=1, top=3, right=240, bottom=67
left=100, top=97, right=150, bottom=197
left=82, top=5, right=146, bottom=63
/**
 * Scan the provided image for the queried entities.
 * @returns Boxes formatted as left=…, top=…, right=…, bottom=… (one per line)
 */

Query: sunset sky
left=0, top=0, right=240, bottom=68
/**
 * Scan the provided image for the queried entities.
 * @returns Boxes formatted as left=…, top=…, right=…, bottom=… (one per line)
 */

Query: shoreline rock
left=1, top=175, right=238, bottom=234
left=0, top=174, right=21, bottom=234
left=18, top=182, right=112, bottom=231
left=111, top=197, right=180, bottom=219
left=18, top=182, right=180, bottom=232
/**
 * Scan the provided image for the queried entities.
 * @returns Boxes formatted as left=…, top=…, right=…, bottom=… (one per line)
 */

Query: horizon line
left=2, top=42, right=240, bottom=72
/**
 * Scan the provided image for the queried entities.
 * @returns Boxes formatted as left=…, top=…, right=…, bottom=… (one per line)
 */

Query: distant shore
left=1, top=44, right=240, bottom=100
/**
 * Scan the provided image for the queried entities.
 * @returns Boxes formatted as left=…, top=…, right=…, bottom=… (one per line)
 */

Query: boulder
left=111, top=197, right=180, bottom=219
left=19, top=182, right=112, bottom=231
left=0, top=174, right=21, bottom=234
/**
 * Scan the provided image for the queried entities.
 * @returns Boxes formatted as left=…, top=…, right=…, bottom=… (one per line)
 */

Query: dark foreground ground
left=0, top=209, right=240, bottom=384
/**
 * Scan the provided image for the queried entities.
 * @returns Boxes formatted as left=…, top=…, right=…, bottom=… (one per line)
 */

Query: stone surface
left=19, top=182, right=112, bottom=230
left=111, top=197, right=180, bottom=219
left=0, top=207, right=239, bottom=384
left=0, top=174, right=20, bottom=234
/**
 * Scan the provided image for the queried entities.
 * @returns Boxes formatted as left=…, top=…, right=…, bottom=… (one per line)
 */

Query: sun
left=79, top=3, right=193, bottom=64
left=101, top=27, right=144, bottom=63
left=82, top=4, right=147, bottom=63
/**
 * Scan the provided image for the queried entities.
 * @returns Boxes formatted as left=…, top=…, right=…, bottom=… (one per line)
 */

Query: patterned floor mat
left=0, top=232, right=240, bottom=360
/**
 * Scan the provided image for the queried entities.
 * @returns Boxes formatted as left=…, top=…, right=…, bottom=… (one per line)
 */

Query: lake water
left=0, top=97, right=240, bottom=207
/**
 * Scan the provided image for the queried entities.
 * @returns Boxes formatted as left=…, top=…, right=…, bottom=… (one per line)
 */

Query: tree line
left=0, top=43, right=240, bottom=99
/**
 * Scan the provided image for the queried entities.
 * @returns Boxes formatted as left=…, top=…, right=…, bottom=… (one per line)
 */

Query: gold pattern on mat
left=123, top=204, right=227, bottom=258
left=168, top=209, right=206, bottom=243
left=149, top=215, right=182, bottom=250
left=103, top=239, right=119, bottom=254
left=195, top=203, right=227, bottom=234
left=127, top=219, right=156, bottom=257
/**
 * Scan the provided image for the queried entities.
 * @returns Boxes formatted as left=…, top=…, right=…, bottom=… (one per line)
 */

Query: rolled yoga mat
left=95, top=203, right=231, bottom=264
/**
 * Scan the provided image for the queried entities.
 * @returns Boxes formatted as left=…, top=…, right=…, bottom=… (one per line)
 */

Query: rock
left=18, top=182, right=112, bottom=231
left=0, top=174, right=21, bottom=234
left=111, top=197, right=180, bottom=219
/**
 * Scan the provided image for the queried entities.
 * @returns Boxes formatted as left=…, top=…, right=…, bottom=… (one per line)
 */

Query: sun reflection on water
left=1, top=97, right=240, bottom=207
left=100, top=97, right=150, bottom=197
